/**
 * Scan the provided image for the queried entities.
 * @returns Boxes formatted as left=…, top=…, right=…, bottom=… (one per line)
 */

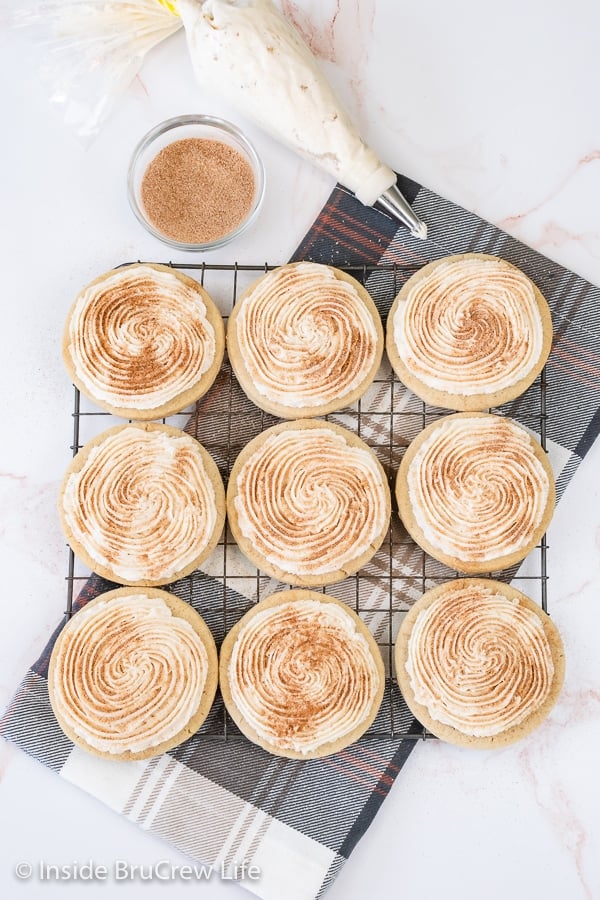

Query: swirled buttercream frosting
left=227, top=597, right=382, bottom=754
left=392, top=255, right=546, bottom=396
left=65, top=265, right=219, bottom=413
left=232, top=424, right=389, bottom=577
left=60, top=425, right=222, bottom=584
left=405, top=583, right=555, bottom=737
left=231, top=263, right=380, bottom=412
left=405, top=415, right=551, bottom=565
left=50, top=592, right=210, bottom=754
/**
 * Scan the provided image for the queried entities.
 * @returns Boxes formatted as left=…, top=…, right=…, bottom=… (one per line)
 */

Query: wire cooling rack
left=65, top=261, right=549, bottom=742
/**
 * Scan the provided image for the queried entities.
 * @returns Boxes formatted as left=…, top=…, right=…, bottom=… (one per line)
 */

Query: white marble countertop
left=1, top=1, right=599, bottom=898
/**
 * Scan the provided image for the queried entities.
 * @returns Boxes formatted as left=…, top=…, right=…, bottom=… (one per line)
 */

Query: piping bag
left=12, top=0, right=183, bottom=142
left=176, top=0, right=427, bottom=239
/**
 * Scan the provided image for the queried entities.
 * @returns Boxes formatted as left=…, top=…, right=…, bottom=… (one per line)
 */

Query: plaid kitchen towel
left=2, top=178, right=600, bottom=900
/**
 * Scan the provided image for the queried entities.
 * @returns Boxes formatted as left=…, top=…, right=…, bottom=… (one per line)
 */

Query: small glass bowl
left=127, top=114, right=265, bottom=251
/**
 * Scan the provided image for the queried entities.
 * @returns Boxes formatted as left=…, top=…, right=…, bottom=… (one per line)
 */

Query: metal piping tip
left=375, top=183, right=427, bottom=240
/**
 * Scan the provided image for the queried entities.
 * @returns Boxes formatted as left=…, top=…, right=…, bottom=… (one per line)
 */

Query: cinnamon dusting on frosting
left=67, top=266, right=217, bottom=411
left=233, top=425, right=388, bottom=576
left=234, top=263, right=378, bottom=409
left=393, top=256, right=545, bottom=395
left=50, top=593, right=209, bottom=754
left=228, top=598, right=381, bottom=753
left=61, top=426, right=220, bottom=583
left=406, top=583, right=555, bottom=737
left=407, top=416, right=550, bottom=563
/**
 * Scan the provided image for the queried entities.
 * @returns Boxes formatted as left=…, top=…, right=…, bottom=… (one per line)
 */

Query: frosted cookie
left=220, top=589, right=385, bottom=758
left=227, top=419, right=391, bottom=586
left=63, top=263, right=224, bottom=419
left=396, top=413, right=554, bottom=574
left=395, top=579, right=565, bottom=748
left=49, top=587, right=218, bottom=760
left=386, top=253, right=552, bottom=410
left=59, top=423, right=225, bottom=586
left=227, top=262, right=383, bottom=417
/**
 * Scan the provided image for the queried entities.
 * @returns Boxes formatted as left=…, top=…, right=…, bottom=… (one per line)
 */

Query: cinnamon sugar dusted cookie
left=63, top=263, right=224, bottom=419
left=59, top=423, right=225, bottom=586
left=386, top=253, right=552, bottom=410
left=395, top=579, right=565, bottom=748
left=396, top=413, right=555, bottom=574
left=220, top=589, right=385, bottom=759
left=49, top=587, right=218, bottom=760
left=227, top=261, right=383, bottom=417
left=227, top=419, right=391, bottom=586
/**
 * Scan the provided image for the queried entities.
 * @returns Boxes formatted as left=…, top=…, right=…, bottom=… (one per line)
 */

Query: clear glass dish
left=127, top=114, right=265, bottom=251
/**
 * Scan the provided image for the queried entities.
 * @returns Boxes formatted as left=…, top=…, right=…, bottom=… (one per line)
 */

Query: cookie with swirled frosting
left=386, top=254, right=552, bottom=410
left=59, top=423, right=225, bottom=585
left=220, top=589, right=385, bottom=758
left=227, top=262, right=384, bottom=417
left=395, top=579, right=565, bottom=747
left=49, top=587, right=218, bottom=760
left=396, top=413, right=554, bottom=574
left=227, top=419, right=391, bottom=586
left=63, top=263, right=225, bottom=419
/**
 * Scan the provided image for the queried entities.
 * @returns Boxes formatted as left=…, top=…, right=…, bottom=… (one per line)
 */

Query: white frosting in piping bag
left=177, top=0, right=396, bottom=205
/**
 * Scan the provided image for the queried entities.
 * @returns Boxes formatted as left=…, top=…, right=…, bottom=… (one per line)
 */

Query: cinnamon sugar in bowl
left=128, top=115, right=265, bottom=251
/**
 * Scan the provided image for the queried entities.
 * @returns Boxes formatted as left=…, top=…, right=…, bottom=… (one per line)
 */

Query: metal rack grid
left=64, top=261, right=549, bottom=742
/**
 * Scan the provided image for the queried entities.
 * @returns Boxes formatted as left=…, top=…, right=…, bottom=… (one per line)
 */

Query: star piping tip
left=375, top=185, right=427, bottom=241
left=412, top=221, right=428, bottom=241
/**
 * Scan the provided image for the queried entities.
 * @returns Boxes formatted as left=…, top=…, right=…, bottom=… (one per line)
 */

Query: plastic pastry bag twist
left=12, top=0, right=182, bottom=142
